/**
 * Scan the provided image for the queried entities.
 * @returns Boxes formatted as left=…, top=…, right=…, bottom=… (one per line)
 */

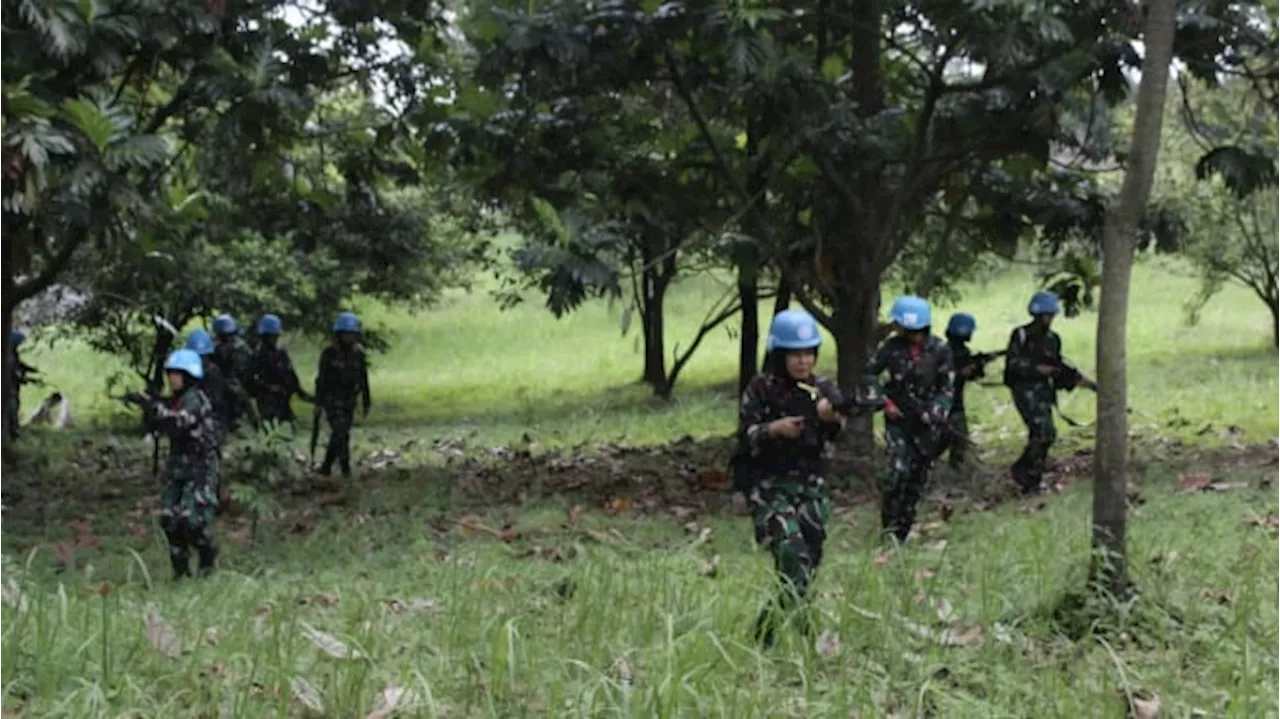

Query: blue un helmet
left=164, top=348, right=205, bottom=380
left=10, top=329, right=27, bottom=347
left=257, top=313, right=283, bottom=336
left=185, top=329, right=215, bottom=356
left=765, top=309, right=822, bottom=352
left=212, top=314, right=238, bottom=335
left=946, top=312, right=977, bottom=339
left=1028, top=290, right=1061, bottom=316
left=889, top=295, right=931, bottom=330
left=333, top=312, right=361, bottom=334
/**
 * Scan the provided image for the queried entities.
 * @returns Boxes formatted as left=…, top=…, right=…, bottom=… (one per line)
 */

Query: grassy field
left=3, top=257, right=1278, bottom=717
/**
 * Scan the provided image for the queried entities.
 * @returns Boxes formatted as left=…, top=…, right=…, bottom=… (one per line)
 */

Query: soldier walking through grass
left=250, top=313, right=311, bottom=428
left=942, top=312, right=978, bottom=470
left=124, top=349, right=222, bottom=580
left=1004, top=290, right=1096, bottom=495
left=864, top=296, right=955, bottom=543
left=212, top=314, right=257, bottom=433
left=736, top=309, right=845, bottom=648
left=185, top=330, right=230, bottom=442
left=314, top=312, right=370, bottom=479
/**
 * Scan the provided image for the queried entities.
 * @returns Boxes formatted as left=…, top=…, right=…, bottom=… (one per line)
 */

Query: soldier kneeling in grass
left=733, top=309, right=845, bottom=648
left=124, top=349, right=222, bottom=580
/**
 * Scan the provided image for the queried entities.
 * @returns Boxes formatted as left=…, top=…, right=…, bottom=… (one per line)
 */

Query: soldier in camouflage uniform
left=314, top=312, right=370, bottom=478
left=942, top=313, right=977, bottom=469
left=1004, top=291, right=1095, bottom=495
left=185, top=330, right=230, bottom=441
left=737, top=309, right=846, bottom=647
left=250, top=314, right=311, bottom=427
left=129, top=349, right=221, bottom=580
left=863, top=296, right=955, bottom=543
left=211, top=314, right=256, bottom=433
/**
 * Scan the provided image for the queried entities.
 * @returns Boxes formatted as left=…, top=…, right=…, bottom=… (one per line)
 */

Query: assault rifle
left=962, top=349, right=1006, bottom=379
left=1047, top=356, right=1096, bottom=427
left=730, top=382, right=885, bottom=493
left=884, top=390, right=974, bottom=462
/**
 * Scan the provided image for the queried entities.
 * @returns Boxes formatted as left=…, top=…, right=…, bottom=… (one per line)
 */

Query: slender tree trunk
left=737, top=253, right=760, bottom=395
left=639, top=250, right=672, bottom=397
left=1091, top=0, right=1177, bottom=597
left=0, top=239, right=14, bottom=458
left=763, top=275, right=793, bottom=371
left=833, top=278, right=881, bottom=457
left=1268, top=299, right=1278, bottom=349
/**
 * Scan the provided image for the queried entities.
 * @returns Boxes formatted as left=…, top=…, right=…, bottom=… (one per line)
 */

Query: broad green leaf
left=530, top=196, right=570, bottom=246
left=821, top=55, right=845, bottom=82
left=60, top=98, right=114, bottom=155
left=455, top=85, right=498, bottom=119
left=735, top=132, right=748, bottom=150
left=77, top=0, right=96, bottom=23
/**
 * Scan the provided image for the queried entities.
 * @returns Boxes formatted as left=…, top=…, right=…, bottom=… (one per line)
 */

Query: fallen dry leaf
left=670, top=505, right=698, bottom=521
left=292, top=676, right=325, bottom=714
left=566, top=505, right=585, bottom=527
left=938, top=623, right=983, bottom=647
left=915, top=567, right=936, bottom=581
left=1179, top=473, right=1214, bottom=492
left=603, top=497, right=634, bottom=515
left=699, top=554, right=720, bottom=578
left=926, top=539, right=949, bottom=552
left=1123, top=690, right=1161, bottom=719
left=366, top=685, right=420, bottom=719
left=498, top=524, right=521, bottom=543
left=205, top=661, right=233, bottom=679
left=691, top=526, right=714, bottom=546
left=144, top=612, right=181, bottom=658
left=203, top=627, right=220, bottom=646
left=387, top=597, right=441, bottom=614
left=299, top=622, right=361, bottom=659
left=1198, top=588, right=1238, bottom=606
left=1242, top=511, right=1280, bottom=530
left=939, top=503, right=955, bottom=522
left=873, top=550, right=894, bottom=568
left=613, top=657, right=634, bottom=693
left=814, top=631, right=841, bottom=657
left=915, top=521, right=944, bottom=537
left=934, top=598, right=956, bottom=623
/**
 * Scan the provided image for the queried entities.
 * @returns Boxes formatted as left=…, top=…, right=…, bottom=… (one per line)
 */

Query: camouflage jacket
left=199, top=360, right=229, bottom=423
left=1003, top=322, right=1060, bottom=391
left=213, top=335, right=254, bottom=400
left=315, top=345, right=370, bottom=410
left=948, top=339, right=973, bottom=410
left=251, top=346, right=303, bottom=398
left=738, top=371, right=844, bottom=478
left=863, top=334, right=955, bottom=424
left=145, top=385, right=220, bottom=467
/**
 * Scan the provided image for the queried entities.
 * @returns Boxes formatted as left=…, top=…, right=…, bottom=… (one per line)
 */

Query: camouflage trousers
left=749, top=475, right=830, bottom=644
left=1010, top=386, right=1056, bottom=491
left=750, top=476, right=831, bottom=599
left=881, top=421, right=931, bottom=543
left=320, top=401, right=355, bottom=477
left=160, top=456, right=220, bottom=578
left=256, top=392, right=296, bottom=427
left=943, top=407, right=970, bottom=469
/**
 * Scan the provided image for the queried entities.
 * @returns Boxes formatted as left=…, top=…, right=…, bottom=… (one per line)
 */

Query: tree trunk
left=764, top=275, right=793, bottom=370
left=638, top=245, right=673, bottom=397
left=737, top=251, right=760, bottom=395
left=1091, top=0, right=1177, bottom=597
left=832, top=279, right=881, bottom=456
left=1268, top=298, right=1278, bottom=349
left=0, top=239, right=14, bottom=458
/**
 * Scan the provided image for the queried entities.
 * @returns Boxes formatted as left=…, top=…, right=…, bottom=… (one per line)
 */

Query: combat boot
left=170, top=551, right=191, bottom=582
left=197, top=544, right=219, bottom=578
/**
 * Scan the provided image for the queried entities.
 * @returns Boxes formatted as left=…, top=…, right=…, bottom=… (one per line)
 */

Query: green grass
left=2, top=449, right=1277, bottom=717
left=4, top=257, right=1278, bottom=717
